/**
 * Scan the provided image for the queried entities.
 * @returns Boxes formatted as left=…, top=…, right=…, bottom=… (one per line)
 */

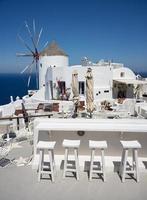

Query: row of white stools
left=37, top=139, right=142, bottom=183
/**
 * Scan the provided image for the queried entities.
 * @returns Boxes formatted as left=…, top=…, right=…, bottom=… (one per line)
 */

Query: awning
left=113, top=79, right=147, bottom=85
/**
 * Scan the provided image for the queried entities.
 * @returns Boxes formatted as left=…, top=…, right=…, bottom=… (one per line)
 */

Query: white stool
left=37, top=141, right=56, bottom=182
left=62, top=139, right=80, bottom=180
left=119, top=140, right=142, bottom=183
left=89, top=140, right=107, bottom=182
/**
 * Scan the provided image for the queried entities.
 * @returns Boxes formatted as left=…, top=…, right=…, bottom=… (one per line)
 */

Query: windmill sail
left=17, top=20, right=43, bottom=89
left=21, top=60, right=34, bottom=74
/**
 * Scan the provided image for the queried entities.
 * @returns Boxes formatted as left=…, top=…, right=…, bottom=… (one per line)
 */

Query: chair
left=37, top=141, right=56, bottom=182
left=62, top=139, right=80, bottom=180
left=89, top=140, right=107, bottom=182
left=119, top=140, right=141, bottom=182
left=116, top=99, right=136, bottom=116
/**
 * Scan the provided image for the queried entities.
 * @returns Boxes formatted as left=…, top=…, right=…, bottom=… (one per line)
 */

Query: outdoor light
left=77, top=131, right=85, bottom=136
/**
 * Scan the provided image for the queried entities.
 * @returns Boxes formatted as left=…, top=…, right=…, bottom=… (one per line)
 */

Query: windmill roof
left=40, top=41, right=68, bottom=57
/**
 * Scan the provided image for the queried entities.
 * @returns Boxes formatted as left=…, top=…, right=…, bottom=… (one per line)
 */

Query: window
left=120, top=72, right=125, bottom=77
left=79, top=81, right=85, bottom=95
left=58, top=81, right=66, bottom=95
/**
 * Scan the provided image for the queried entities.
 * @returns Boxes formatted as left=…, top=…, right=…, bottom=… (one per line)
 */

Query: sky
left=0, top=0, right=147, bottom=73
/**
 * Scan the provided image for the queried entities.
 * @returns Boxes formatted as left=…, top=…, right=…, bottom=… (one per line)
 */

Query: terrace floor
left=0, top=140, right=147, bottom=200
left=1, top=165, right=147, bottom=200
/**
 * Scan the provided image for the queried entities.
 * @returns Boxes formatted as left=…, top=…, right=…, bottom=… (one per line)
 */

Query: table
left=0, top=113, right=53, bottom=130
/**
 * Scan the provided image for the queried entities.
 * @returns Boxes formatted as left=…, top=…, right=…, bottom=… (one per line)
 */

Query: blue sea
left=0, top=73, right=36, bottom=105
left=0, top=72, right=147, bottom=106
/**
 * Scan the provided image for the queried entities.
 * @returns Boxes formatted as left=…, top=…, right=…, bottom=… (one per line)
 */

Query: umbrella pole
left=72, top=101, right=78, bottom=118
left=89, top=112, right=92, bottom=118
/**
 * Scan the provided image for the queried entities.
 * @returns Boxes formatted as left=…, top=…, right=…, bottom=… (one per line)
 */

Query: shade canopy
left=113, top=79, right=147, bottom=85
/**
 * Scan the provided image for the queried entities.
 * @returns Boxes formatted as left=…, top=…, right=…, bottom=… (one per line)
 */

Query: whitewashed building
left=38, top=42, right=147, bottom=102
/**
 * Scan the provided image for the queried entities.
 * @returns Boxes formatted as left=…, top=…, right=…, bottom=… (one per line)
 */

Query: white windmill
left=16, top=20, right=48, bottom=89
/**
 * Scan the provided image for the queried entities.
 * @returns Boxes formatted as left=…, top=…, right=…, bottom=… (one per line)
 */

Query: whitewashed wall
left=113, top=67, right=136, bottom=79
left=45, top=65, right=113, bottom=100
left=39, top=55, right=69, bottom=88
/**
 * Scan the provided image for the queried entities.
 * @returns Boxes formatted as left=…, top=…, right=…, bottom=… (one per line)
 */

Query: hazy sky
left=0, top=0, right=147, bottom=73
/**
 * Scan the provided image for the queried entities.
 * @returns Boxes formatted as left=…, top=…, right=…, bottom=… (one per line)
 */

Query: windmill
left=17, top=20, right=48, bottom=89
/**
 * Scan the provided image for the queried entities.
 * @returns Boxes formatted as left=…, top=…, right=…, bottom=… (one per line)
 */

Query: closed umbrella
left=72, top=70, right=79, bottom=117
left=72, top=70, right=79, bottom=98
left=86, top=68, right=95, bottom=117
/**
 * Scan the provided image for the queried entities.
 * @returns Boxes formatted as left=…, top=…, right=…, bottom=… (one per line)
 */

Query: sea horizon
left=0, top=73, right=36, bottom=105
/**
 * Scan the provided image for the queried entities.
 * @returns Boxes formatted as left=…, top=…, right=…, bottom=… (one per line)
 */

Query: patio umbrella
left=72, top=70, right=79, bottom=98
left=86, top=68, right=95, bottom=117
left=71, top=70, right=79, bottom=117
left=133, top=84, right=143, bottom=100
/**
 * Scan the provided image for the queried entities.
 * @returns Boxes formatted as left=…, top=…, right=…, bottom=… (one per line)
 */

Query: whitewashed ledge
left=32, top=118, right=147, bottom=169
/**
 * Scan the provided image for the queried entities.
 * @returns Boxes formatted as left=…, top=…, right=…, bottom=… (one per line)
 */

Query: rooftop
left=40, top=41, right=68, bottom=57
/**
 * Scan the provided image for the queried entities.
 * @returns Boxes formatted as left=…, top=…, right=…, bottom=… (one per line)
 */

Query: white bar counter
left=33, top=118, right=147, bottom=169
